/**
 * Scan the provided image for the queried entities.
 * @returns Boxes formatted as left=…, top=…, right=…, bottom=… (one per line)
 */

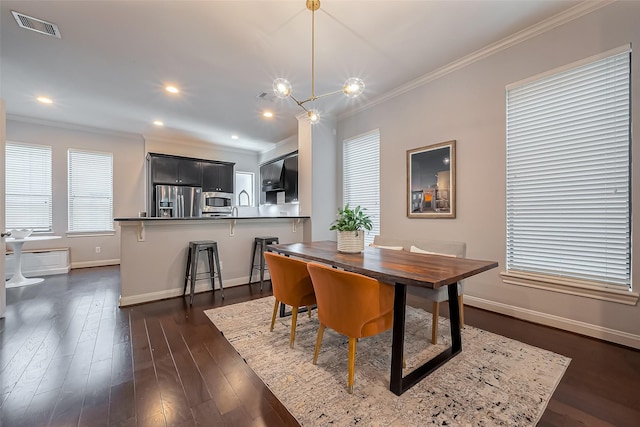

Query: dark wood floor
left=1, top=266, right=639, bottom=426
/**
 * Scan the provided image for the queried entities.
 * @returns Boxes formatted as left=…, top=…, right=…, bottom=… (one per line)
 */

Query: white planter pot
left=337, top=230, right=365, bottom=253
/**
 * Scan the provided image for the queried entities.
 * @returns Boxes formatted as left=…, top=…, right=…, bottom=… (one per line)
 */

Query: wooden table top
left=268, top=241, right=499, bottom=289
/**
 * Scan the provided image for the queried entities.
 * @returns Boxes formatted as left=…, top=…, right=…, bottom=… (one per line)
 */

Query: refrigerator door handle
left=179, top=194, right=184, bottom=217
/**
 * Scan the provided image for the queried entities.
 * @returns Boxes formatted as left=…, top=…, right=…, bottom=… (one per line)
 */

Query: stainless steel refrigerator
left=155, top=185, right=202, bottom=218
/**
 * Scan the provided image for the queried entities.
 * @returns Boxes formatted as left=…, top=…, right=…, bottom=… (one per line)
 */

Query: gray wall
left=297, top=114, right=338, bottom=241
left=6, top=118, right=145, bottom=267
left=1, top=101, right=6, bottom=317
left=337, top=2, right=640, bottom=345
left=5, top=121, right=264, bottom=266
left=259, top=135, right=297, bottom=164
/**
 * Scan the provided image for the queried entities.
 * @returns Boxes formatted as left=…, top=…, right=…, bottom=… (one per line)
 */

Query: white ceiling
left=1, top=0, right=584, bottom=152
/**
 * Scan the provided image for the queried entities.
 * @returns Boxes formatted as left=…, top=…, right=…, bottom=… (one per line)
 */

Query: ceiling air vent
left=11, top=11, right=61, bottom=39
left=256, top=92, right=275, bottom=102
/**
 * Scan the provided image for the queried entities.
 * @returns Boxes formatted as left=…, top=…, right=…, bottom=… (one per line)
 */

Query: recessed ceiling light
left=153, top=120, right=164, bottom=126
left=263, top=111, right=273, bottom=118
left=36, top=96, right=53, bottom=104
left=231, top=134, right=239, bottom=139
left=165, top=85, right=179, bottom=94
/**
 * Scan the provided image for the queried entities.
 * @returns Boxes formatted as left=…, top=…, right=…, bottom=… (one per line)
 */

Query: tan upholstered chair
left=264, top=252, right=316, bottom=348
left=306, top=262, right=394, bottom=394
left=372, top=236, right=466, bottom=345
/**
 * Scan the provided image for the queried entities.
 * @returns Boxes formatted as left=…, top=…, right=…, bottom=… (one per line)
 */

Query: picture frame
left=407, top=140, right=456, bottom=218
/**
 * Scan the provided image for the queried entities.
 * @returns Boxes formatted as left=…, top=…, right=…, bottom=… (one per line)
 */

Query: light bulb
left=273, top=78, right=292, bottom=99
left=37, top=96, right=53, bottom=104
left=343, top=77, right=365, bottom=98
left=308, top=109, right=320, bottom=124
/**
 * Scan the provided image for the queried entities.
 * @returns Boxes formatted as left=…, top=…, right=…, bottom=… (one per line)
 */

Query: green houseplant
left=329, top=204, right=373, bottom=253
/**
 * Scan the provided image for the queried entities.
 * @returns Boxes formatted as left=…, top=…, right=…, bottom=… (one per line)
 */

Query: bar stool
left=184, top=240, right=224, bottom=305
left=249, top=236, right=279, bottom=291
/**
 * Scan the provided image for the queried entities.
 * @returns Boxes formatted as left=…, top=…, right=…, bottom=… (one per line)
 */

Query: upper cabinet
left=202, top=162, right=234, bottom=193
left=149, top=154, right=202, bottom=186
left=283, top=155, right=298, bottom=203
left=260, top=152, right=298, bottom=205
left=147, top=153, right=234, bottom=192
left=146, top=153, right=235, bottom=216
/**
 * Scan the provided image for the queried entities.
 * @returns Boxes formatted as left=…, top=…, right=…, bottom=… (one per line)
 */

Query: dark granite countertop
left=114, top=216, right=309, bottom=222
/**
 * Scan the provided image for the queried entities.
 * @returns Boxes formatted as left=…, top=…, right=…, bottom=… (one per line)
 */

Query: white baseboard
left=119, top=276, right=253, bottom=307
left=465, top=295, right=640, bottom=350
left=71, top=259, right=120, bottom=269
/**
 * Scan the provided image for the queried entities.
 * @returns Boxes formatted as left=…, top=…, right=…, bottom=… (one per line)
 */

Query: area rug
left=205, top=297, right=570, bottom=426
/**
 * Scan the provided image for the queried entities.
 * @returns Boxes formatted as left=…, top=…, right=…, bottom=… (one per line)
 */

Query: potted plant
left=329, top=204, right=373, bottom=253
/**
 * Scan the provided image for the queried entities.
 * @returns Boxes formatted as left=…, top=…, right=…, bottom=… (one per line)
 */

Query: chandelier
left=272, top=0, right=365, bottom=124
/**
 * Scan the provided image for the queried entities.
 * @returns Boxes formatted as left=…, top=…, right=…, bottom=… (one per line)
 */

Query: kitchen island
left=115, top=215, right=309, bottom=306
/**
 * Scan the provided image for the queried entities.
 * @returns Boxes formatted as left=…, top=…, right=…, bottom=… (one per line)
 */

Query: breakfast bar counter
left=115, top=215, right=308, bottom=222
left=115, top=216, right=309, bottom=306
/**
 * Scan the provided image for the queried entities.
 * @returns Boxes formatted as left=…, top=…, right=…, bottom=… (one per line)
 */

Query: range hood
left=260, top=158, right=285, bottom=192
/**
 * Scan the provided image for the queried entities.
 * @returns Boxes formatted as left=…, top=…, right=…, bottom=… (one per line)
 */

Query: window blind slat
left=506, top=49, right=631, bottom=288
left=5, top=142, right=52, bottom=231
left=343, top=130, right=380, bottom=245
left=68, top=149, right=114, bottom=232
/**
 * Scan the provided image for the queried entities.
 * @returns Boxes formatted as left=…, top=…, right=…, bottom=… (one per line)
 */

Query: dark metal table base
left=390, top=282, right=462, bottom=396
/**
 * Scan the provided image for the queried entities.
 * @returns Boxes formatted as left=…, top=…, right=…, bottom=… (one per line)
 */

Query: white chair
left=372, top=236, right=466, bottom=344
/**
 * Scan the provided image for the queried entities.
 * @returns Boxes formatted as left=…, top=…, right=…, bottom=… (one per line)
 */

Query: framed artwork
left=407, top=140, right=456, bottom=218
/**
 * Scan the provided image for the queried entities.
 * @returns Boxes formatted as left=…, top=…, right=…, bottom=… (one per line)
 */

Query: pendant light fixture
left=272, top=0, right=365, bottom=124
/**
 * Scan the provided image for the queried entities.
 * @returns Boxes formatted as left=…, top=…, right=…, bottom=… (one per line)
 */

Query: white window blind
left=68, top=149, right=114, bottom=232
left=343, top=129, right=380, bottom=246
left=506, top=47, right=631, bottom=289
left=5, top=142, right=52, bottom=232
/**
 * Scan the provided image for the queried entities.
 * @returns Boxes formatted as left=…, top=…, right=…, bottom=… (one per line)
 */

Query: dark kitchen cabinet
left=260, top=152, right=298, bottom=205
left=149, top=154, right=202, bottom=186
left=283, top=155, right=298, bottom=203
left=202, top=162, right=234, bottom=193
left=147, top=153, right=235, bottom=215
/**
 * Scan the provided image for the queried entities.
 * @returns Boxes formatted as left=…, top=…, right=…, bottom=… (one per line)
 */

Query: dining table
left=5, top=235, right=62, bottom=288
left=268, top=240, right=499, bottom=396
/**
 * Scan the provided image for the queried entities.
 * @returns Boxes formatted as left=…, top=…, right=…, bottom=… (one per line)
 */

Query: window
left=343, top=129, right=380, bottom=246
left=235, top=171, right=254, bottom=206
left=68, top=149, right=114, bottom=233
left=5, top=142, right=52, bottom=232
left=505, top=46, right=631, bottom=292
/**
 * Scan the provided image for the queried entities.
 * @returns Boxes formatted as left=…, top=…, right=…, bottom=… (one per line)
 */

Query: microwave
left=202, top=191, right=233, bottom=214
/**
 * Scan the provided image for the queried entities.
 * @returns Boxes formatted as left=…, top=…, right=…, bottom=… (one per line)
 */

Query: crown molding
left=260, top=134, right=298, bottom=156
left=143, top=133, right=258, bottom=156
left=6, top=114, right=142, bottom=140
left=7, top=114, right=267, bottom=155
left=340, top=0, right=615, bottom=120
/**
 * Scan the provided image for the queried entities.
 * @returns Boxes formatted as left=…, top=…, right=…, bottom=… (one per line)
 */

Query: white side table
left=6, top=236, right=62, bottom=288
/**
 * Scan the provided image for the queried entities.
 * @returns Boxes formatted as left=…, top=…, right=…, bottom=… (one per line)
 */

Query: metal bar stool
left=249, top=236, right=279, bottom=291
left=184, top=240, right=224, bottom=304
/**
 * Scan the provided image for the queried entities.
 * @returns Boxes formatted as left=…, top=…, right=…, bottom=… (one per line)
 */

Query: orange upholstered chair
left=306, top=262, right=394, bottom=394
left=263, top=252, right=316, bottom=348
